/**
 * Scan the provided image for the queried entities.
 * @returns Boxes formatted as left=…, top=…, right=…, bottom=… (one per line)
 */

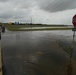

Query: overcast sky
left=0, top=0, right=76, bottom=25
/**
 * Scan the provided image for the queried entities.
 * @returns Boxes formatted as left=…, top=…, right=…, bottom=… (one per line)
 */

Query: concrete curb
left=0, top=33, right=2, bottom=75
left=0, top=47, right=2, bottom=75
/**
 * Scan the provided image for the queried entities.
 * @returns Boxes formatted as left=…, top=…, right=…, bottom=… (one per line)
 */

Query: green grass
left=5, top=24, right=72, bottom=31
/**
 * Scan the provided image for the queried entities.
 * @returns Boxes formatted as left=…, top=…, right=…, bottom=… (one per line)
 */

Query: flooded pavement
left=1, top=30, right=76, bottom=75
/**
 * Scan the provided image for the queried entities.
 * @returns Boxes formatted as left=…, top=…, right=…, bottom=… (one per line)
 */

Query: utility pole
left=31, top=17, right=32, bottom=30
left=31, top=17, right=32, bottom=25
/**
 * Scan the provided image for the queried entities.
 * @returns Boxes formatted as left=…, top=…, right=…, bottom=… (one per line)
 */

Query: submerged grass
left=58, top=40, right=72, bottom=54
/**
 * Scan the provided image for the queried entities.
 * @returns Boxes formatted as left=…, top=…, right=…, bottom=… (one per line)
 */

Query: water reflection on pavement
left=1, top=30, right=76, bottom=75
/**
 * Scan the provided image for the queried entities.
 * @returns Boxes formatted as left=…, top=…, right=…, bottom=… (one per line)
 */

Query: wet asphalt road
left=1, top=30, right=76, bottom=75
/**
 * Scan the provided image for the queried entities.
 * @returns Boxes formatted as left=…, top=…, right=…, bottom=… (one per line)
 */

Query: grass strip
left=5, top=24, right=72, bottom=31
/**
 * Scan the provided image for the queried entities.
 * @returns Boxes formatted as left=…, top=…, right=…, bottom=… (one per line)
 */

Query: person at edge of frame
left=2, top=25, right=5, bottom=33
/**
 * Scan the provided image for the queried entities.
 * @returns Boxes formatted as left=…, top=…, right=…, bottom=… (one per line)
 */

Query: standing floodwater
left=1, top=30, right=76, bottom=75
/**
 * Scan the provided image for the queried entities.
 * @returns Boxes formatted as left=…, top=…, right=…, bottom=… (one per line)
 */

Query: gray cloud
left=0, top=0, right=10, bottom=2
left=0, top=0, right=35, bottom=22
left=0, top=0, right=76, bottom=24
left=9, top=0, right=36, bottom=9
left=36, top=0, right=76, bottom=12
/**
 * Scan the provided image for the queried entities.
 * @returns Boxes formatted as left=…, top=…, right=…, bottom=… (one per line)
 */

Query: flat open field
left=4, top=24, right=72, bottom=31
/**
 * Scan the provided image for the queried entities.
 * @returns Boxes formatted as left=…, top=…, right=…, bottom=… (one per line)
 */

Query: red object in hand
left=72, top=14, right=76, bottom=28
